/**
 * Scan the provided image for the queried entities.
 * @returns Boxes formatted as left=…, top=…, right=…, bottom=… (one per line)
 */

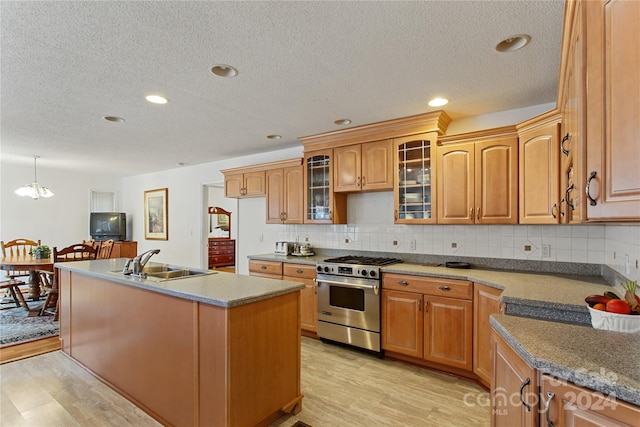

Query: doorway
left=203, top=184, right=237, bottom=273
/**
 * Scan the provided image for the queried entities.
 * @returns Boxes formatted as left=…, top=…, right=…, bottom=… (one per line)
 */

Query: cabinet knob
left=551, top=203, right=558, bottom=219
left=296, top=269, right=303, bottom=274
left=398, top=280, right=408, bottom=286
left=260, top=265, right=267, bottom=270
left=362, top=176, right=366, bottom=186
left=564, top=183, right=575, bottom=210
left=476, top=207, right=480, bottom=221
left=438, top=285, right=451, bottom=291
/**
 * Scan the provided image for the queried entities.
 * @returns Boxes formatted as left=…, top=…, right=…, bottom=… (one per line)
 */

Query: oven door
left=315, top=274, right=380, bottom=333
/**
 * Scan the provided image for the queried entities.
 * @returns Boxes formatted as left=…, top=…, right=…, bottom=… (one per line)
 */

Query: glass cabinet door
left=306, top=152, right=332, bottom=222
left=395, top=135, right=435, bottom=223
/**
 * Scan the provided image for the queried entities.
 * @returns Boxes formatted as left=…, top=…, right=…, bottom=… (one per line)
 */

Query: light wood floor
left=1, top=337, right=490, bottom=426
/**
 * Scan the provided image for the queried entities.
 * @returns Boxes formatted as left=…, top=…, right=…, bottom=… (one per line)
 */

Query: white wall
left=121, top=147, right=303, bottom=271
left=0, top=162, right=122, bottom=250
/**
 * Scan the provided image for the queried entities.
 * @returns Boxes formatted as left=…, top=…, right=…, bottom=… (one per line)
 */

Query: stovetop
left=322, top=256, right=403, bottom=266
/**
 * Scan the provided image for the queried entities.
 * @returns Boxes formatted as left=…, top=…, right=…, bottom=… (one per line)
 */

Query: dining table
left=0, top=255, right=54, bottom=300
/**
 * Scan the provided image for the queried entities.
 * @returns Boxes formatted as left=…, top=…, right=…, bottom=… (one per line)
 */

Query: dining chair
left=39, top=243, right=98, bottom=319
left=0, top=278, right=29, bottom=311
left=1, top=238, right=41, bottom=280
left=97, top=239, right=114, bottom=259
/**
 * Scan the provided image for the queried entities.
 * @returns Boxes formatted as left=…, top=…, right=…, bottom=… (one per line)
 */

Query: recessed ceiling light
left=211, top=64, right=238, bottom=78
left=145, top=95, right=168, bottom=104
left=334, top=119, right=352, bottom=125
left=495, top=34, right=531, bottom=52
left=267, top=134, right=282, bottom=140
left=103, top=116, right=125, bottom=123
left=428, top=98, right=449, bottom=107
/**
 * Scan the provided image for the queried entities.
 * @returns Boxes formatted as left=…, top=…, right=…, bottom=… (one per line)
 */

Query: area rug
left=0, top=303, right=59, bottom=347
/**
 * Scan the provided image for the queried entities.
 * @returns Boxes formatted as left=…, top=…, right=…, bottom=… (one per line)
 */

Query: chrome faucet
left=123, top=249, right=160, bottom=277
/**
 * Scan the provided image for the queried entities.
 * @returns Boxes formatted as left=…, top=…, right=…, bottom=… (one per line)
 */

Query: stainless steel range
left=315, top=256, right=402, bottom=352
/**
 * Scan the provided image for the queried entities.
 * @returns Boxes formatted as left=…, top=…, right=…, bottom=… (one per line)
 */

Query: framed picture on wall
left=144, top=188, right=168, bottom=240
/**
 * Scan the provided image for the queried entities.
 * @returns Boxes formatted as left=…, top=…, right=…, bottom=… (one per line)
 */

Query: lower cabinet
left=491, top=329, right=538, bottom=427
left=541, top=374, right=640, bottom=427
left=474, top=284, right=503, bottom=387
left=382, top=273, right=473, bottom=372
left=249, top=260, right=317, bottom=335
left=283, top=263, right=317, bottom=334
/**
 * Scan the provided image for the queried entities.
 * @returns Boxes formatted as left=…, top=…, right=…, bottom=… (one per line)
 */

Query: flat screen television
left=90, top=212, right=126, bottom=241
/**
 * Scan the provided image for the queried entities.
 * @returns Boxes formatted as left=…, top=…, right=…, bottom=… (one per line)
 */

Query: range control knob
left=361, top=269, right=368, bottom=276
left=324, top=266, right=330, bottom=273
left=316, top=266, right=323, bottom=273
left=370, top=270, right=377, bottom=278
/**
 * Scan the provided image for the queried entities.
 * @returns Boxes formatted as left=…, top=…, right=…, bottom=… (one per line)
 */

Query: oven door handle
left=314, top=278, right=379, bottom=295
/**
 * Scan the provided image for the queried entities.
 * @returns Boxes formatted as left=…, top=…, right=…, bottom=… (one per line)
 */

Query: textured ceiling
left=0, top=0, right=565, bottom=176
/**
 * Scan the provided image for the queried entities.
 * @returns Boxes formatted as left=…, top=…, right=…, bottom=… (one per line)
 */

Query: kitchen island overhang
left=56, top=258, right=305, bottom=427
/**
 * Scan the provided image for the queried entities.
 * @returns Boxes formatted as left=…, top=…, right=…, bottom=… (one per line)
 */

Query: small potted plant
left=30, top=245, right=51, bottom=259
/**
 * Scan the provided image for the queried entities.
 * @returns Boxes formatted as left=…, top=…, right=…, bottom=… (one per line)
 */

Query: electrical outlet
left=305, top=236, right=309, bottom=242
left=393, top=240, right=399, bottom=246
left=625, top=254, right=630, bottom=275
left=524, top=245, right=532, bottom=252
left=451, top=242, right=457, bottom=248
left=344, top=237, right=351, bottom=244
left=410, top=240, right=416, bottom=250
left=542, top=244, right=550, bottom=258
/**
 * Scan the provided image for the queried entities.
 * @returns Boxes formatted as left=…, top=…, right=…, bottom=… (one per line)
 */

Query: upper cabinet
left=582, top=0, right=640, bottom=220
left=333, top=139, right=394, bottom=192
left=266, top=159, right=304, bottom=224
left=223, top=170, right=265, bottom=198
left=394, top=132, right=438, bottom=223
left=517, top=111, right=562, bottom=224
left=302, top=149, right=347, bottom=224
left=437, top=127, right=518, bottom=224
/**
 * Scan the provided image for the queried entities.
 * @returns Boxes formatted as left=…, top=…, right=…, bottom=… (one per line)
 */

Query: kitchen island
left=56, top=258, right=305, bottom=427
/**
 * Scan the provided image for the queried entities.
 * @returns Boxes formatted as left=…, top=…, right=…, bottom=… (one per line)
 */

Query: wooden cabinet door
left=381, top=289, right=423, bottom=358
left=518, top=118, right=561, bottom=224
left=475, top=137, right=518, bottom=224
left=559, top=1, right=587, bottom=223
left=492, top=331, right=538, bottom=427
left=303, top=150, right=347, bottom=224
left=299, top=281, right=317, bottom=333
left=584, top=0, right=640, bottom=220
left=243, top=171, right=265, bottom=197
left=333, top=144, right=361, bottom=192
left=361, top=139, right=393, bottom=191
left=540, top=374, right=640, bottom=427
left=283, top=263, right=316, bottom=333
left=224, top=173, right=244, bottom=198
left=266, top=169, right=284, bottom=224
left=473, top=284, right=502, bottom=387
left=437, top=143, right=475, bottom=224
left=283, top=165, right=304, bottom=223
left=423, top=295, right=473, bottom=371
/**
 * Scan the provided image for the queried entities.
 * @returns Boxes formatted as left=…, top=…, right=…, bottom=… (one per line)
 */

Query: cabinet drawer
left=249, top=260, right=283, bottom=275
left=282, top=263, right=316, bottom=279
left=382, top=273, right=473, bottom=300
left=210, top=255, right=234, bottom=264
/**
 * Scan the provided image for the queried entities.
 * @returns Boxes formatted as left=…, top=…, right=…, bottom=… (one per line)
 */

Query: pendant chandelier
left=14, top=156, right=54, bottom=199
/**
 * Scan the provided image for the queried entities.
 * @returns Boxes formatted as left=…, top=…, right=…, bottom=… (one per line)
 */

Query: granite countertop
left=491, top=314, right=640, bottom=406
left=248, top=253, right=612, bottom=323
left=56, top=258, right=304, bottom=308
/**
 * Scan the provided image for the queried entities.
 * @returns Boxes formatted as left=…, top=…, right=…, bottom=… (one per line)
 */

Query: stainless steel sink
left=108, top=265, right=217, bottom=281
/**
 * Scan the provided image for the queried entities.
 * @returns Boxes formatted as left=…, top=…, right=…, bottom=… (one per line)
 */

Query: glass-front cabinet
left=304, top=149, right=347, bottom=224
left=394, top=132, right=437, bottom=224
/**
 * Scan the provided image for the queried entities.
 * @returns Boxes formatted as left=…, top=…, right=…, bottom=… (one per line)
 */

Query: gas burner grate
left=323, top=256, right=403, bottom=266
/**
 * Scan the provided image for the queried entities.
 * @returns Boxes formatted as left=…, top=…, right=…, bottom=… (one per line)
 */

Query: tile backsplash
left=279, top=192, right=640, bottom=282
